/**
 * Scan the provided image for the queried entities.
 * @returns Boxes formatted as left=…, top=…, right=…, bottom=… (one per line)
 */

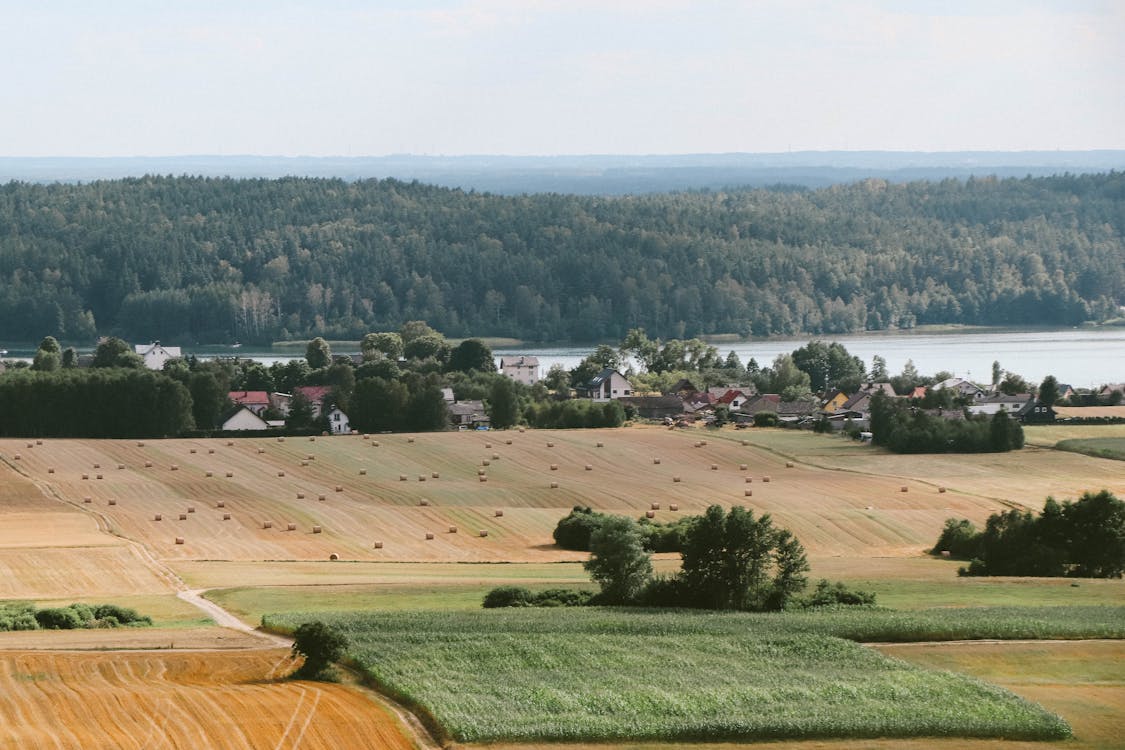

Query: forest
left=0, top=172, right=1122, bottom=344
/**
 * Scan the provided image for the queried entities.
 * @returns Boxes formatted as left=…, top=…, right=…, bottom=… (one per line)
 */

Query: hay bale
left=653, top=458, right=661, bottom=465
left=669, top=504, right=679, bottom=511
left=257, top=448, right=265, bottom=454
left=222, top=513, right=231, bottom=521
left=479, top=530, right=489, bottom=537
left=492, top=453, right=500, bottom=460
left=408, top=437, right=415, bottom=444
left=93, top=463, right=100, bottom=469
left=14, top=454, right=21, bottom=461
left=901, top=486, right=909, bottom=493
left=312, top=525, right=322, bottom=534
left=296, top=492, right=305, bottom=499
left=263, top=521, right=272, bottom=529
left=362, top=434, right=369, bottom=440
left=596, top=441, right=604, bottom=448
left=673, top=476, right=681, bottom=483
left=189, top=449, right=196, bottom=454
left=505, top=439, right=512, bottom=445
left=482, top=460, right=491, bottom=467
left=494, top=509, right=504, bottom=517
left=700, top=440, right=707, bottom=446
left=35, top=440, right=43, bottom=446
left=47, top=467, right=54, bottom=473
left=179, top=513, right=188, bottom=520
left=739, top=463, right=748, bottom=471
left=359, top=469, right=367, bottom=475
left=175, top=537, right=184, bottom=545
left=373, top=541, right=384, bottom=549
left=646, top=510, right=655, bottom=519
left=145, top=461, right=153, bottom=468
left=744, top=489, right=753, bottom=497
left=550, top=464, right=558, bottom=471
left=187, top=506, right=195, bottom=513
left=710, top=464, right=718, bottom=470
left=96, top=474, right=103, bottom=480
left=309, top=436, right=316, bottom=442
left=478, top=468, right=486, bottom=476
left=651, top=502, right=660, bottom=510
left=205, top=471, right=213, bottom=478
left=479, top=475, right=488, bottom=482
left=301, top=460, right=309, bottom=467
left=418, top=475, right=427, bottom=482
left=741, top=440, right=748, bottom=446
left=373, top=441, right=380, bottom=447
left=81, top=473, right=89, bottom=479
left=277, top=437, right=285, bottom=442
left=400, top=474, right=408, bottom=481
left=307, top=454, right=315, bottom=461
left=25, top=443, right=33, bottom=449
left=419, top=499, right=430, bottom=506
left=547, top=441, right=554, bottom=447
left=329, top=553, right=339, bottom=560
left=585, top=464, right=593, bottom=471
left=550, top=481, right=559, bottom=489
left=225, top=471, right=233, bottom=477
left=227, top=441, right=234, bottom=446
left=431, top=472, right=440, bottom=479
left=694, top=441, right=702, bottom=448
left=170, top=465, right=179, bottom=472
left=485, top=442, right=492, bottom=449
left=786, top=461, right=794, bottom=468
left=277, top=471, right=285, bottom=477
left=865, top=505, right=874, bottom=510
left=448, top=525, right=458, bottom=534
left=107, top=499, right=116, bottom=506
left=425, top=532, right=434, bottom=540
left=940, top=550, right=951, bottom=558
left=287, top=523, right=297, bottom=531
left=745, top=476, right=753, bottom=483
left=83, top=496, right=91, bottom=503
left=137, top=441, right=145, bottom=447
left=518, top=427, right=525, bottom=433
left=318, top=495, right=326, bottom=502
left=938, top=486, right=947, bottom=493
left=217, top=501, right=225, bottom=508
left=154, top=514, right=162, bottom=521
left=117, top=463, right=125, bottom=470
left=335, top=486, right=343, bottom=492
left=208, top=448, right=215, bottom=455
left=762, top=476, right=771, bottom=483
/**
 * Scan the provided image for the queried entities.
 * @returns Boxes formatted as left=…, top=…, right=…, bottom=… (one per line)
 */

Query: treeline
left=933, top=490, right=1124, bottom=578
left=869, top=393, right=1025, bottom=454
left=1, top=172, right=1123, bottom=343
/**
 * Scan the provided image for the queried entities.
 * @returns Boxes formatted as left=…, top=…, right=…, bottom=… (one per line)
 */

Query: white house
left=500, top=356, right=540, bottom=386
left=326, top=406, right=351, bottom=434
left=583, top=368, right=632, bottom=402
left=222, top=405, right=271, bottom=431
left=134, top=341, right=182, bottom=370
left=931, top=377, right=985, bottom=400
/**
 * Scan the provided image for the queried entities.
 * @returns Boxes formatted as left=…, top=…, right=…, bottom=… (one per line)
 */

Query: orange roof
left=228, top=390, right=270, bottom=405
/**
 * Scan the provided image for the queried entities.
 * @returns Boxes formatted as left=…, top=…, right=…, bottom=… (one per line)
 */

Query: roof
left=909, top=386, right=927, bottom=399
left=500, top=356, right=539, bottom=367
left=220, top=404, right=270, bottom=429
left=228, top=390, right=270, bottom=405
left=448, top=400, right=486, bottom=416
left=932, top=377, right=983, bottom=394
left=739, top=394, right=782, bottom=414
left=134, top=342, right=182, bottom=357
left=588, top=368, right=628, bottom=388
left=667, top=378, right=698, bottom=394
left=294, top=385, right=332, bottom=403
left=859, top=382, right=897, bottom=397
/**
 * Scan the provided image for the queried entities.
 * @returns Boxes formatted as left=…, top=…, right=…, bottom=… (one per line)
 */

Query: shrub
left=93, top=603, right=152, bottom=625
left=482, top=586, right=534, bottom=608
left=931, top=518, right=983, bottom=559
left=802, top=580, right=877, bottom=608
left=34, top=607, right=83, bottom=630
left=552, top=506, right=608, bottom=550
left=291, top=621, right=349, bottom=681
left=754, top=411, right=779, bottom=427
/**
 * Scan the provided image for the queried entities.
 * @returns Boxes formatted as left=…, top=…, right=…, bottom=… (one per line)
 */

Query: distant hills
left=2, top=151, right=1123, bottom=195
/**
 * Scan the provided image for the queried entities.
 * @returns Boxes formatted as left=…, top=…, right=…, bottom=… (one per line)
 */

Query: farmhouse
left=1099, top=383, right=1125, bottom=401
left=294, top=385, right=332, bottom=417
left=1016, top=400, right=1056, bottom=424
left=221, top=405, right=271, bottom=431
left=931, top=377, right=985, bottom=400
left=134, top=341, right=182, bottom=370
left=228, top=391, right=271, bottom=416
left=500, top=356, right=540, bottom=386
left=968, top=393, right=1034, bottom=417
left=581, top=368, right=632, bottom=402
left=326, top=406, right=351, bottom=434
left=449, top=400, right=490, bottom=429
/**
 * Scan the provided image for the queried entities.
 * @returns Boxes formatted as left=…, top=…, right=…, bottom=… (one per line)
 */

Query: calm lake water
left=4, top=328, right=1122, bottom=389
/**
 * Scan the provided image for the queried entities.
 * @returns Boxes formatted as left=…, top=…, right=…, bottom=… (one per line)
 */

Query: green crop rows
left=262, top=607, right=1117, bottom=743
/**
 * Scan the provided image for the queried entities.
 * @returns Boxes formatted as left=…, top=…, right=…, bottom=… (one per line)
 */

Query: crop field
left=263, top=608, right=1083, bottom=744
left=1055, top=437, right=1125, bottom=461
left=0, top=649, right=417, bottom=749
left=1024, top=421, right=1125, bottom=446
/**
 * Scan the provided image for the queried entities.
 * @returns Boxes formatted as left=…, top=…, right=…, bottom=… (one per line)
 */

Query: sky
left=3, top=1, right=1123, bottom=157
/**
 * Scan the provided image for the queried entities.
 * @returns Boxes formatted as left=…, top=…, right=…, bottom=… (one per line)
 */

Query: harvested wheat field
left=0, top=649, right=417, bottom=750
left=3, top=427, right=1122, bottom=565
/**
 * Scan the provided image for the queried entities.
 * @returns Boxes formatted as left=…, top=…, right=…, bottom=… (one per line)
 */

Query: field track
left=0, top=649, right=418, bottom=750
left=6, top=426, right=1120, bottom=566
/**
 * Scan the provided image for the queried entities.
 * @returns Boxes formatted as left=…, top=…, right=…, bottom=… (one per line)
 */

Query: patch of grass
left=1054, top=437, right=1125, bottom=461
left=262, top=607, right=1100, bottom=744
left=1024, top=423, right=1125, bottom=447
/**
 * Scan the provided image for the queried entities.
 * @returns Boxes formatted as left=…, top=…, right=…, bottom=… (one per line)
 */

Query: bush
left=93, top=603, right=152, bottom=625
left=291, top=621, right=349, bottom=681
left=931, top=518, right=983, bottom=559
left=637, top=576, right=686, bottom=607
left=754, top=411, right=779, bottom=427
left=552, top=506, right=608, bottom=550
left=482, top=586, right=534, bottom=608
left=802, top=580, right=877, bottom=608
left=34, top=607, right=83, bottom=630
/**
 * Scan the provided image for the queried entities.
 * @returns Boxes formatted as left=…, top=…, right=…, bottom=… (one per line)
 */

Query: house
left=908, top=386, right=927, bottom=400
left=500, top=356, right=540, bottom=386
left=617, top=395, right=684, bottom=420
left=269, top=392, right=293, bottom=415
left=1016, top=400, right=1056, bottom=424
left=293, top=386, right=333, bottom=417
left=776, top=400, right=821, bottom=421
left=1056, top=383, right=1076, bottom=402
left=931, top=377, right=985, bottom=400
left=325, top=406, right=351, bottom=434
left=441, top=387, right=455, bottom=403
left=581, top=368, right=632, bottom=402
left=1098, top=384, right=1125, bottom=401
left=666, top=378, right=699, bottom=396
left=134, top=341, right=182, bottom=370
left=858, top=382, right=898, bottom=398
left=449, top=400, right=490, bottom=429
left=221, top=405, right=271, bottom=431
left=708, top=387, right=753, bottom=410
left=740, top=393, right=782, bottom=415
left=821, top=389, right=850, bottom=412
left=228, top=391, right=271, bottom=416
left=682, top=391, right=715, bottom=414
left=967, top=393, right=1034, bottom=417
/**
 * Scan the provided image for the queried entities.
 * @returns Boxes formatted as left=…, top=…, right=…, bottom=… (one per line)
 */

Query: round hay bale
left=329, top=552, right=339, bottom=560
left=399, top=474, right=408, bottom=482
left=107, top=499, right=116, bottom=506
left=187, top=506, right=195, bottom=513
left=431, top=472, right=440, bottom=479
left=36, top=440, right=43, bottom=446
left=744, top=489, right=753, bottom=497
left=208, top=448, right=215, bottom=455
left=646, top=510, right=655, bottom=518
left=83, top=496, right=91, bottom=503
left=307, top=455, right=315, bottom=461
left=362, top=434, right=369, bottom=440
left=154, top=514, right=162, bottom=521
left=408, top=437, right=415, bottom=444
left=222, top=513, right=231, bottom=521
left=300, top=460, right=309, bottom=467
left=518, top=427, right=525, bottom=433
left=225, top=471, right=233, bottom=477
left=309, top=436, right=316, bottom=442
left=448, top=525, right=458, bottom=534
left=494, top=509, right=504, bottom=517
left=739, top=464, right=748, bottom=471
left=741, top=440, right=748, bottom=446
left=373, top=541, right=384, bottom=549
left=296, top=492, right=305, bottom=499
left=745, top=476, right=753, bottom=483
left=425, top=532, right=434, bottom=540
left=14, top=454, right=21, bottom=461
left=670, top=503, right=679, bottom=511
left=419, top=499, right=430, bottom=506
left=263, top=521, right=272, bottom=529
left=694, top=441, right=702, bottom=448
left=312, top=526, right=322, bottom=534
left=938, top=486, right=947, bottom=493
left=96, top=474, right=103, bottom=480
left=175, top=537, right=184, bottom=545
left=418, top=475, right=427, bottom=482
left=653, top=458, right=661, bottom=465
left=585, top=464, right=593, bottom=471
left=711, top=464, right=718, bottom=470
left=940, top=550, right=951, bottom=558
left=277, top=471, right=285, bottom=477
left=482, top=460, right=491, bottom=467
left=81, top=472, right=89, bottom=479
left=485, top=443, right=492, bottom=449
left=205, top=471, right=213, bottom=478
left=226, top=441, right=234, bottom=446
left=179, top=513, right=188, bottom=520
left=93, top=463, right=100, bottom=469
left=359, top=469, right=367, bottom=475
left=478, top=468, right=486, bottom=476
left=277, top=437, right=285, bottom=442
left=479, top=529, right=489, bottom=537
left=25, top=443, right=33, bottom=449
left=145, top=461, right=153, bottom=468
left=762, top=476, right=771, bottom=483
left=117, top=463, right=125, bottom=470
left=479, top=475, right=488, bottom=482
left=318, top=495, right=326, bottom=502
left=700, top=440, right=707, bottom=446
left=651, top=502, right=660, bottom=510
left=217, top=501, right=225, bottom=508
left=550, top=481, right=559, bottom=489
left=546, top=441, right=554, bottom=448
left=137, top=441, right=145, bottom=447
left=335, top=486, right=343, bottom=492
left=257, top=448, right=265, bottom=454
left=189, top=449, right=196, bottom=454
left=373, top=441, right=380, bottom=447
left=47, top=467, right=54, bottom=473
left=673, top=476, right=681, bottom=483
left=505, top=439, right=512, bottom=445
left=170, top=465, right=179, bottom=472
left=550, top=464, right=558, bottom=471
left=786, top=461, right=794, bottom=468
left=901, top=486, right=909, bottom=493
left=492, top=453, right=500, bottom=460
left=287, top=523, right=297, bottom=531
left=865, top=505, right=874, bottom=510
left=596, top=441, right=604, bottom=448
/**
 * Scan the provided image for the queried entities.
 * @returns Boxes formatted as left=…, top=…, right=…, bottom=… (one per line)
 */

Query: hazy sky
left=4, top=1, right=1123, bottom=156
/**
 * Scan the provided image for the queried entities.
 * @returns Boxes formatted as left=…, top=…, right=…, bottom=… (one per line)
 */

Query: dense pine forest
left=1, top=172, right=1122, bottom=344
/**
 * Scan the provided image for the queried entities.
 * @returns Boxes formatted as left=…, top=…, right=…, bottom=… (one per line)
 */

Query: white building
left=222, top=405, right=271, bottom=431
left=500, top=356, right=540, bottom=386
left=134, top=341, right=182, bottom=370
left=583, top=368, right=632, bottom=402
left=326, top=406, right=351, bottom=435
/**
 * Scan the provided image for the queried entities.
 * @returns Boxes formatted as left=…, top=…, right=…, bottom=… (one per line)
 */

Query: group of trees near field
left=1, top=172, right=1122, bottom=344
left=869, top=393, right=1025, bottom=454
left=933, top=490, right=1125, bottom=578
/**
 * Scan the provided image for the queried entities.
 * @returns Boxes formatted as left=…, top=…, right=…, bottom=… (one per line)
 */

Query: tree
left=286, top=391, right=316, bottom=431
left=791, top=340, right=865, bottom=392
left=448, top=339, right=495, bottom=374
left=584, top=515, right=652, bottom=604
left=61, top=347, right=77, bottom=369
left=770, top=529, right=810, bottom=610
left=361, top=331, right=403, bottom=361
left=398, top=320, right=439, bottom=346
left=1063, top=490, right=1125, bottom=578
left=999, top=371, right=1030, bottom=395
left=989, top=411, right=1013, bottom=452
left=403, top=333, right=448, bottom=362
left=305, top=337, right=331, bottom=370
left=488, top=376, right=519, bottom=429
left=291, top=621, right=349, bottom=680
left=1038, top=375, right=1060, bottom=406
left=992, top=360, right=1003, bottom=387
left=544, top=364, right=570, bottom=395
left=871, top=355, right=888, bottom=381
left=189, top=371, right=226, bottom=431
left=32, top=336, right=61, bottom=372
left=91, top=337, right=143, bottom=369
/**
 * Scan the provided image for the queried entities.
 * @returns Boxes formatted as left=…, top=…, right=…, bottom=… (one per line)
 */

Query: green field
left=259, top=607, right=1124, bottom=744
left=1054, top=437, right=1125, bottom=461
